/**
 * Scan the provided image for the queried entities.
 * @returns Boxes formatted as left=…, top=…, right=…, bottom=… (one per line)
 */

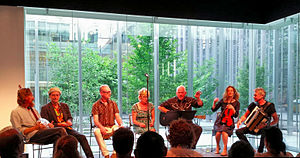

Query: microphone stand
left=146, top=74, right=150, bottom=131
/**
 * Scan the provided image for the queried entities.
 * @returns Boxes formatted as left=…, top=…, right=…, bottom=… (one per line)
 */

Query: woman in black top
left=212, top=86, right=240, bottom=156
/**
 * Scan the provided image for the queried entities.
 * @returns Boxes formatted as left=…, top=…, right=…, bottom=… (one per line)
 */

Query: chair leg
left=32, top=144, right=35, bottom=158
left=38, top=145, right=42, bottom=158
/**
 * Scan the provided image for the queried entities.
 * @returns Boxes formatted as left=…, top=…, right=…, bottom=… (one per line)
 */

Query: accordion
left=244, top=106, right=269, bottom=133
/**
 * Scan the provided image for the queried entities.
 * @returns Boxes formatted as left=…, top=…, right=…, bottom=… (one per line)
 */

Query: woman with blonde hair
left=131, top=88, right=155, bottom=134
left=212, top=86, right=240, bottom=156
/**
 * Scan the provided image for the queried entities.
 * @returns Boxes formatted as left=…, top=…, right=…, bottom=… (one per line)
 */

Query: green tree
left=123, top=35, right=187, bottom=113
left=46, top=42, right=118, bottom=115
left=193, top=59, right=219, bottom=115
left=237, top=59, right=267, bottom=113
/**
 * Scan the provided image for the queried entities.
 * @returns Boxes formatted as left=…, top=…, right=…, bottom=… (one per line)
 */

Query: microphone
left=145, top=73, right=149, bottom=77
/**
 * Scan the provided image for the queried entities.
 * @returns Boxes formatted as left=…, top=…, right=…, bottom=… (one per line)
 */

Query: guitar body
left=159, top=111, right=179, bottom=126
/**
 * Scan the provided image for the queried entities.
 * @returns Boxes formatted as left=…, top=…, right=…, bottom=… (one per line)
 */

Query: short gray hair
left=99, top=84, right=109, bottom=92
left=176, top=85, right=186, bottom=92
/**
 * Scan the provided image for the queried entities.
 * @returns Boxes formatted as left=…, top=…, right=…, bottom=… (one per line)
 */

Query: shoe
left=215, top=146, right=220, bottom=154
left=220, top=151, right=227, bottom=156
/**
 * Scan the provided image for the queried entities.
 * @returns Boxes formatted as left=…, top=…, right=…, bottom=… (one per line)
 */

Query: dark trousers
left=236, top=127, right=265, bottom=153
left=29, top=127, right=67, bottom=150
left=66, top=128, right=94, bottom=158
left=187, top=121, right=202, bottom=149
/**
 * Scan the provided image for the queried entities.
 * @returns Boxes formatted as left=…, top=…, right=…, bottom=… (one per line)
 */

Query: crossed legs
left=94, top=125, right=119, bottom=157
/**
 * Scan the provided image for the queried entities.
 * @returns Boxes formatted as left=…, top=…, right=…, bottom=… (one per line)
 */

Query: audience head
left=223, top=86, right=240, bottom=101
left=264, top=126, right=286, bottom=155
left=176, top=85, right=187, bottom=100
left=17, top=87, right=34, bottom=108
left=228, top=140, right=254, bottom=158
left=134, top=131, right=167, bottom=158
left=167, top=118, right=194, bottom=148
left=112, top=127, right=134, bottom=158
left=54, top=135, right=81, bottom=158
left=0, top=127, right=24, bottom=158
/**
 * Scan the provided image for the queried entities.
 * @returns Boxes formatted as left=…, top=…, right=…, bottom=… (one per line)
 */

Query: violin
left=221, top=106, right=235, bottom=126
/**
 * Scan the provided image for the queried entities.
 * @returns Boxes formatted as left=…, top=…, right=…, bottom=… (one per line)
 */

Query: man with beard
left=10, top=87, right=67, bottom=148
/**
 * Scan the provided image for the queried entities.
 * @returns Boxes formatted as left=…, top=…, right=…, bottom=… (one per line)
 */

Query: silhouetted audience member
left=228, top=140, right=254, bottom=158
left=112, top=127, right=134, bottom=158
left=134, top=131, right=167, bottom=158
left=255, top=126, right=293, bottom=157
left=0, top=126, right=24, bottom=158
left=54, top=135, right=81, bottom=158
left=166, top=119, right=203, bottom=157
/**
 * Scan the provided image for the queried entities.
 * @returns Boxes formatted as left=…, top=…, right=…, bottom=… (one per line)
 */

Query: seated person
left=41, top=87, right=93, bottom=158
left=0, top=126, right=24, bottom=158
left=131, top=88, right=155, bottom=134
left=236, top=87, right=279, bottom=153
left=134, top=131, right=167, bottom=158
left=255, top=126, right=293, bottom=157
left=54, top=135, right=81, bottom=158
left=92, top=85, right=123, bottom=158
left=112, top=128, right=134, bottom=158
left=158, top=85, right=203, bottom=149
left=10, top=87, right=67, bottom=149
left=228, top=140, right=254, bottom=158
left=166, top=119, right=203, bottom=157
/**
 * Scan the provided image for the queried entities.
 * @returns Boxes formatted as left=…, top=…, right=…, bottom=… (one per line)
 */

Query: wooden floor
left=196, top=148, right=227, bottom=157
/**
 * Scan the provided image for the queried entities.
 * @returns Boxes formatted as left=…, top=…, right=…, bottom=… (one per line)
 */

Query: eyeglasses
left=102, top=91, right=111, bottom=94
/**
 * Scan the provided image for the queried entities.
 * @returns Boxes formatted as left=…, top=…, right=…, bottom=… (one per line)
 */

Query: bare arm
left=132, top=111, right=145, bottom=127
left=115, top=113, right=123, bottom=127
left=23, top=122, right=46, bottom=135
left=237, top=110, right=250, bottom=128
left=194, top=91, right=203, bottom=107
left=150, top=108, right=155, bottom=126
left=93, top=114, right=107, bottom=134
left=212, top=98, right=219, bottom=110
left=270, top=112, right=279, bottom=126
left=158, top=106, right=169, bottom=113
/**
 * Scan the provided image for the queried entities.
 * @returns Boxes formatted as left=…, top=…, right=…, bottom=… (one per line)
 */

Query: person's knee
left=94, top=128, right=102, bottom=136
left=236, top=129, right=242, bottom=136
left=76, top=133, right=87, bottom=142
left=58, top=127, right=67, bottom=136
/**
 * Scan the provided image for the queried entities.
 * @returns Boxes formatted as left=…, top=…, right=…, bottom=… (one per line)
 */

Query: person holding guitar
left=158, top=85, right=203, bottom=149
left=212, top=86, right=240, bottom=156
left=236, top=87, right=279, bottom=153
